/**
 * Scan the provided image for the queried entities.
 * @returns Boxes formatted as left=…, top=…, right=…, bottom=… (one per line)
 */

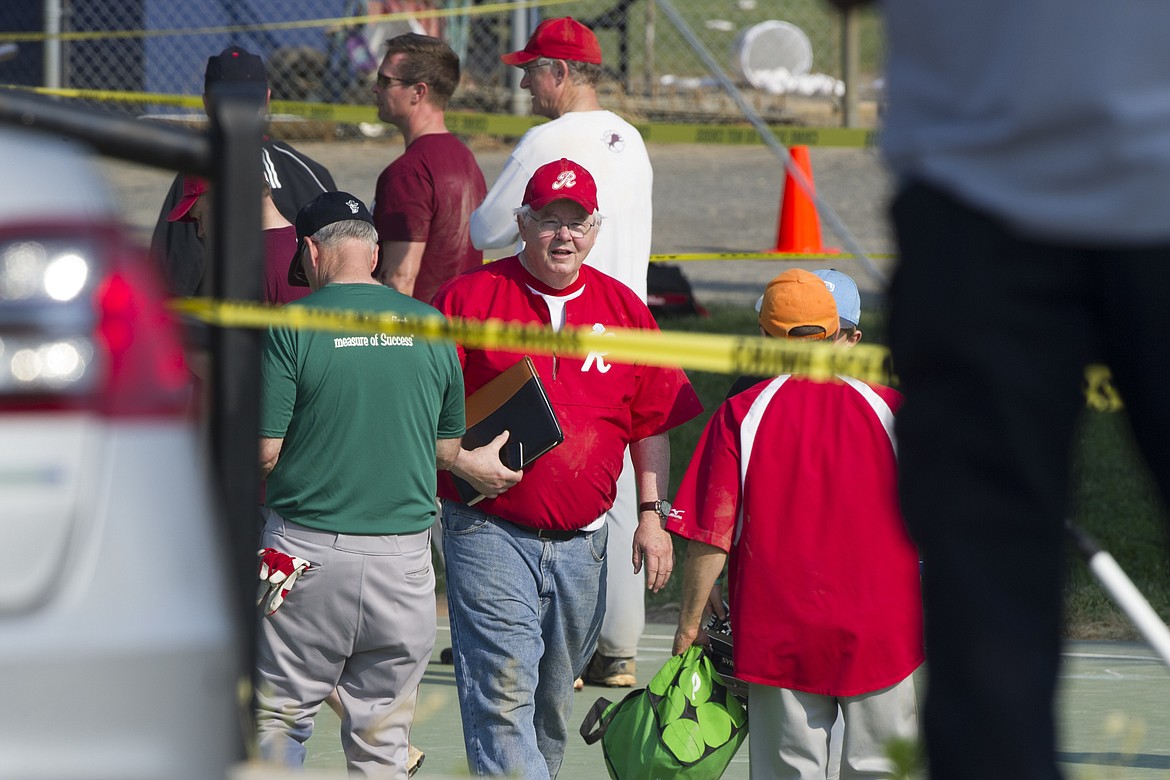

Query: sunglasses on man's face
left=376, top=73, right=416, bottom=89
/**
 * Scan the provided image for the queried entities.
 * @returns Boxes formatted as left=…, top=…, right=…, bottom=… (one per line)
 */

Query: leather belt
left=446, top=500, right=585, bottom=542
left=504, top=519, right=582, bottom=542
left=532, top=527, right=581, bottom=541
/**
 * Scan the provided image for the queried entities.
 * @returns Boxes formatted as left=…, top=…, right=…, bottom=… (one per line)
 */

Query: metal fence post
left=509, top=5, right=529, bottom=115
left=840, top=5, right=860, bottom=128
left=644, top=0, right=656, bottom=97
left=42, top=0, right=63, bottom=88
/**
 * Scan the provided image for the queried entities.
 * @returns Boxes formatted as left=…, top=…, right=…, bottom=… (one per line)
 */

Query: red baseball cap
left=522, top=158, right=599, bottom=213
left=501, top=17, right=602, bottom=66
left=166, top=175, right=209, bottom=222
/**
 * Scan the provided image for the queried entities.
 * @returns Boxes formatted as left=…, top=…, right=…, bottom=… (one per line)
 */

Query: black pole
left=206, top=80, right=265, bottom=757
left=0, top=88, right=209, bottom=174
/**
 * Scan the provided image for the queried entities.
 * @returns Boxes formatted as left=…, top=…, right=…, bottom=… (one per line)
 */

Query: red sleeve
left=629, top=365, right=703, bottom=440
left=667, top=399, right=741, bottom=552
left=626, top=299, right=703, bottom=439
left=428, top=279, right=467, bottom=369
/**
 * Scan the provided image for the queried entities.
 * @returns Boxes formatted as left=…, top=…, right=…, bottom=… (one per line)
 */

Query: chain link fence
left=0, top=0, right=883, bottom=130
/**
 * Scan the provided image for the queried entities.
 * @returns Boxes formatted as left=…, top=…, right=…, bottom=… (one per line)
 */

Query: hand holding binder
left=452, top=357, right=564, bottom=505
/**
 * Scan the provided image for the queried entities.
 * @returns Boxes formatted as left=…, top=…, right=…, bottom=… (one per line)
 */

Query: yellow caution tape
left=0, top=0, right=576, bottom=42
left=14, top=86, right=877, bottom=148
left=649, top=251, right=898, bottom=262
left=167, top=295, right=1123, bottom=411
left=170, top=297, right=1127, bottom=412
left=9, top=86, right=205, bottom=110
left=640, top=123, right=877, bottom=149
left=1084, top=364, right=1123, bottom=413
left=171, top=297, right=895, bottom=384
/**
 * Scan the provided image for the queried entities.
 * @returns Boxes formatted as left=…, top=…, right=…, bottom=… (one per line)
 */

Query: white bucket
left=732, top=20, right=813, bottom=88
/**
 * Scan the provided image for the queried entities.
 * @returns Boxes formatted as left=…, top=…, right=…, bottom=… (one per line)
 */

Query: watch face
left=658, top=500, right=672, bottom=517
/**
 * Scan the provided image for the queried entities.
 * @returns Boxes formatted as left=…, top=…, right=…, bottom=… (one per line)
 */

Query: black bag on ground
left=647, top=263, right=707, bottom=318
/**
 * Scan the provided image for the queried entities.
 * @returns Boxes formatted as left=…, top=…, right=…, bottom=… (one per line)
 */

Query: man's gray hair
left=531, top=56, right=601, bottom=88
left=312, top=219, right=379, bottom=251
left=565, top=59, right=602, bottom=87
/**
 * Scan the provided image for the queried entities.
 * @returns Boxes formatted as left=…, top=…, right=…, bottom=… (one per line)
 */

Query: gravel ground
left=97, top=133, right=896, bottom=310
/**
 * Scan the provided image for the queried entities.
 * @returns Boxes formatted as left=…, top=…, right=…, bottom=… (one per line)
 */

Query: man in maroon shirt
left=371, top=34, right=486, bottom=303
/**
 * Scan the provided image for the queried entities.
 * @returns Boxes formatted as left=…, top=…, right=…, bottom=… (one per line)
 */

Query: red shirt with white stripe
left=431, top=256, right=702, bottom=530
left=668, top=375, right=924, bottom=696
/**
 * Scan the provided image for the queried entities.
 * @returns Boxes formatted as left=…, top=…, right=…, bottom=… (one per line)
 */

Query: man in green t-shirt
left=254, top=191, right=480, bottom=775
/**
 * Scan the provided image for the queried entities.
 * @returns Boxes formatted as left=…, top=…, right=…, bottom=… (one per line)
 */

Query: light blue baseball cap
left=813, top=268, right=860, bottom=328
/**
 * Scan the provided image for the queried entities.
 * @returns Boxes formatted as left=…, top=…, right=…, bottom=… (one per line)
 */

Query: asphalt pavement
left=262, top=624, right=1170, bottom=780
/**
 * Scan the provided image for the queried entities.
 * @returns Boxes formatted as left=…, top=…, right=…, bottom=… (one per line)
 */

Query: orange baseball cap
left=758, top=269, right=839, bottom=340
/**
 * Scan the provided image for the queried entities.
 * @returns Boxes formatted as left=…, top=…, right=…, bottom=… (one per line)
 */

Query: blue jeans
left=441, top=501, right=608, bottom=779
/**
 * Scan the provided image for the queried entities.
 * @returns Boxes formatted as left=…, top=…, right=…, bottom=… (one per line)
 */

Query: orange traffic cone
left=771, top=145, right=836, bottom=254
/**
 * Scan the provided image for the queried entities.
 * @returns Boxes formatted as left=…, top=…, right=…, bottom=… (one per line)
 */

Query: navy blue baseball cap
left=204, top=46, right=268, bottom=90
left=288, top=191, right=375, bottom=287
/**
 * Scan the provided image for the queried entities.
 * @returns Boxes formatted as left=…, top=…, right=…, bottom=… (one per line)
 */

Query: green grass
left=1068, top=411, right=1170, bottom=638
left=653, top=304, right=1170, bottom=639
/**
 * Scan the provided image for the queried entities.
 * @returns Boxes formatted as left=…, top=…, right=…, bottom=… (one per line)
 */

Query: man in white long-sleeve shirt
left=470, top=16, right=654, bottom=688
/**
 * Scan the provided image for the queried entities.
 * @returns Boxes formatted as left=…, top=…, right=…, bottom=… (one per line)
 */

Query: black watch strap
left=638, top=500, right=671, bottom=518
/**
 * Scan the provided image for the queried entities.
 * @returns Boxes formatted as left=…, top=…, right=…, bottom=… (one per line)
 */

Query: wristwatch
left=638, top=499, right=672, bottom=520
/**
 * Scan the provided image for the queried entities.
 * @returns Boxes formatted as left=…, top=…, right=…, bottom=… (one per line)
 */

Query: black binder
left=452, top=356, right=565, bottom=505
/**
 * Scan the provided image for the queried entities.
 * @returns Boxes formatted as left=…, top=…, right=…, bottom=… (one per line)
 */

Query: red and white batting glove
left=257, top=548, right=311, bottom=615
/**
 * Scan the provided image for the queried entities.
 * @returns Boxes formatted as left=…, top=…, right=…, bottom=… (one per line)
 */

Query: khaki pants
left=597, top=449, right=642, bottom=658
left=748, top=673, right=919, bottom=779
left=254, top=512, right=436, bottom=779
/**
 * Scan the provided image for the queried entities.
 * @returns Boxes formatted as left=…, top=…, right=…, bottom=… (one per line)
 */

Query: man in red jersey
left=431, top=158, right=702, bottom=779
left=670, top=268, right=923, bottom=779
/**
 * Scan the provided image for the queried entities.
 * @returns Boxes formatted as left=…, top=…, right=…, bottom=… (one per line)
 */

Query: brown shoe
left=584, top=652, right=636, bottom=687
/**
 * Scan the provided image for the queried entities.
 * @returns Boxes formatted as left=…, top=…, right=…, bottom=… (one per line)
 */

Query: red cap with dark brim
left=166, top=175, right=209, bottom=223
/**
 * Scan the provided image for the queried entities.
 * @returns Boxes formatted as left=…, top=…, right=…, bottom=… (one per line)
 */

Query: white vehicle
left=0, top=126, right=240, bottom=779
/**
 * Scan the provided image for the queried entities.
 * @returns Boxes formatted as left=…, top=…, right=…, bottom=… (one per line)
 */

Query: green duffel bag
left=579, top=645, right=748, bottom=780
